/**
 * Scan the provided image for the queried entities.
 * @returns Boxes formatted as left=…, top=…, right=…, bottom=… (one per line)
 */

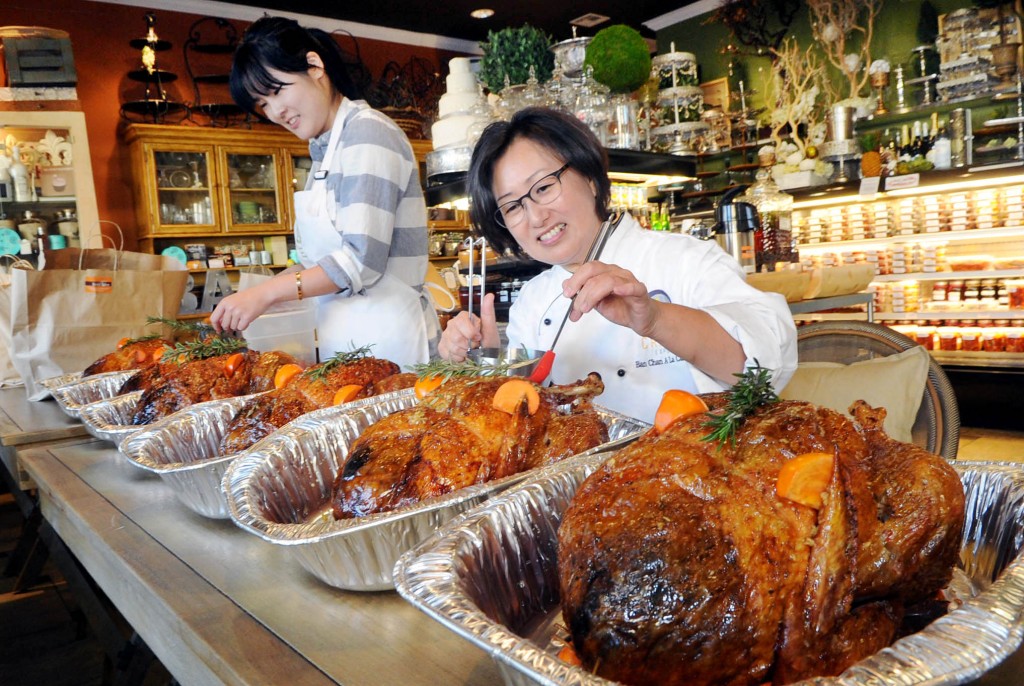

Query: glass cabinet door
left=149, top=145, right=216, bottom=233
left=220, top=147, right=286, bottom=233
left=282, top=150, right=312, bottom=233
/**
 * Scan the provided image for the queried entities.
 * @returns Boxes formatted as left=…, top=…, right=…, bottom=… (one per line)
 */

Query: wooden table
left=0, top=386, right=94, bottom=588
left=21, top=440, right=500, bottom=686
left=14, top=407, right=1024, bottom=686
left=0, top=385, right=89, bottom=494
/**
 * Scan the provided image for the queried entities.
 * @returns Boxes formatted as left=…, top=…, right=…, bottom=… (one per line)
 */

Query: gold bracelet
left=295, top=272, right=303, bottom=300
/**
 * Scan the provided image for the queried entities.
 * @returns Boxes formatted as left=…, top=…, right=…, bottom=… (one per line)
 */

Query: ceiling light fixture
left=470, top=8, right=495, bottom=19
left=571, top=13, right=610, bottom=28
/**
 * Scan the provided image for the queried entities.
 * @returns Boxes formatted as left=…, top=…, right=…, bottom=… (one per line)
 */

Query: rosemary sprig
left=146, top=315, right=216, bottom=342
left=303, top=344, right=374, bottom=382
left=159, top=335, right=246, bottom=364
left=701, top=361, right=779, bottom=448
left=411, top=357, right=518, bottom=381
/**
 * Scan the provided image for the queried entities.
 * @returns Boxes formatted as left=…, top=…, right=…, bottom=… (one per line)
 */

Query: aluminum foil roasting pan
left=223, top=392, right=648, bottom=592
left=51, top=370, right=135, bottom=418
left=394, top=459, right=1024, bottom=686
left=118, top=393, right=264, bottom=519
left=77, top=391, right=145, bottom=444
left=39, top=371, right=83, bottom=397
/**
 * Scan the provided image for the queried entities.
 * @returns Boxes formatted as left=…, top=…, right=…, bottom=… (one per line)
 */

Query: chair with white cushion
left=784, top=320, right=959, bottom=461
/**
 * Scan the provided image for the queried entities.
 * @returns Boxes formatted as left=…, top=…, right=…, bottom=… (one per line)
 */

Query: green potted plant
left=478, top=24, right=554, bottom=93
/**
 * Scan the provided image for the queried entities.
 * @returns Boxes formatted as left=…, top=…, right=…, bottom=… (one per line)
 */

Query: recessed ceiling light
left=471, top=8, right=495, bottom=19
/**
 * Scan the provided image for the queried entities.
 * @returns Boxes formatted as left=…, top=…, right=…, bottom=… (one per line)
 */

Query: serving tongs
left=464, top=235, right=488, bottom=353
left=527, top=212, right=623, bottom=384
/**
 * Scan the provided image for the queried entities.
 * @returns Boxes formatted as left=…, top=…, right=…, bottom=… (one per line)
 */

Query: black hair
left=467, top=107, right=611, bottom=257
left=229, top=16, right=357, bottom=117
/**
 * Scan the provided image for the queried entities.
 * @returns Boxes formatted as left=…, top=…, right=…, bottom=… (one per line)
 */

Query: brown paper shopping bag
left=9, top=247, right=188, bottom=400
left=0, top=257, right=34, bottom=388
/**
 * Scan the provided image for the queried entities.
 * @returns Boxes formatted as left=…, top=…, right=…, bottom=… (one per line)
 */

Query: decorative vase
left=870, top=72, right=890, bottom=116
left=990, top=43, right=1021, bottom=91
left=607, top=94, right=640, bottom=150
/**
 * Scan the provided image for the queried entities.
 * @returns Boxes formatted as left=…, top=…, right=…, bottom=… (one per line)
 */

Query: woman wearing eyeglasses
left=438, top=107, right=797, bottom=419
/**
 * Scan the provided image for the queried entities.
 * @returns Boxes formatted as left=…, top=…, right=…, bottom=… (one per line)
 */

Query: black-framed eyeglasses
left=494, top=163, right=570, bottom=229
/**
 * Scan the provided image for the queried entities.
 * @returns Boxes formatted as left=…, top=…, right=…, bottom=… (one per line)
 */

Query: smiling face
left=253, top=53, right=339, bottom=140
left=492, top=138, right=604, bottom=267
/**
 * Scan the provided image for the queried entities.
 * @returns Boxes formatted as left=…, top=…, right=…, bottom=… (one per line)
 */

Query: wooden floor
left=0, top=427, right=1022, bottom=686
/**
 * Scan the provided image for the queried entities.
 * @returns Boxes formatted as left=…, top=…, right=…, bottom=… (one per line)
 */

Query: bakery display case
left=786, top=167, right=1024, bottom=374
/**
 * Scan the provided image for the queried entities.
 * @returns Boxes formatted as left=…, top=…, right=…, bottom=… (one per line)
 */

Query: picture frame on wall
left=700, top=77, right=731, bottom=112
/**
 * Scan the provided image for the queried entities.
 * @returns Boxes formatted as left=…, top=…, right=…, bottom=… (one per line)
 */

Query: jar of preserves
left=946, top=280, right=964, bottom=302
left=963, top=279, right=981, bottom=300
left=931, top=281, right=948, bottom=301
left=937, top=327, right=960, bottom=351
left=980, top=279, right=998, bottom=300
left=960, top=327, right=983, bottom=351
left=1006, top=328, right=1024, bottom=353
left=982, top=329, right=1005, bottom=352
left=915, top=326, right=937, bottom=350
left=1005, top=279, right=1024, bottom=309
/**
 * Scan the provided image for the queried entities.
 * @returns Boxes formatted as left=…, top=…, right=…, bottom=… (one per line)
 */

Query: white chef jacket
left=505, top=213, right=798, bottom=421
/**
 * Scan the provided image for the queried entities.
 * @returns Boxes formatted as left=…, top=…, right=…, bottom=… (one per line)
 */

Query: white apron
left=294, top=108, right=429, bottom=370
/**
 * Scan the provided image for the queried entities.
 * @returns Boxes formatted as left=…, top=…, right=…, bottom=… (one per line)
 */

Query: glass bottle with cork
left=742, top=147, right=797, bottom=272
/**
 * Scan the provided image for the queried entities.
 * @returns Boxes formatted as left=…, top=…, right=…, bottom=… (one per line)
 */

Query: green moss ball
left=583, top=25, right=653, bottom=94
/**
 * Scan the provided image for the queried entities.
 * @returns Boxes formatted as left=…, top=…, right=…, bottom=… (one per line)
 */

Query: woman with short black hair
left=440, top=107, right=797, bottom=419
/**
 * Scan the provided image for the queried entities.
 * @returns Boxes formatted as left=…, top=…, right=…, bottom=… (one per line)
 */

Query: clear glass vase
left=607, top=94, right=640, bottom=150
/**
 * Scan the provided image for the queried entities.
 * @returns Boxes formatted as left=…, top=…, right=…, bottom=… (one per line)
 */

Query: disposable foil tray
left=223, top=392, right=648, bottom=592
left=77, top=391, right=144, bottom=444
left=118, top=393, right=264, bottom=519
left=51, top=370, right=135, bottom=418
left=395, top=459, right=1024, bottom=686
left=39, top=371, right=83, bottom=397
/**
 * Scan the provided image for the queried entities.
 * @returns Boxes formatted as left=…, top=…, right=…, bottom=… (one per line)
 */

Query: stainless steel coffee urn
left=712, top=185, right=759, bottom=274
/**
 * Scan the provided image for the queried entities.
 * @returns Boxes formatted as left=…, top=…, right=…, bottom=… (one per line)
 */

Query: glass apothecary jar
left=742, top=164, right=797, bottom=273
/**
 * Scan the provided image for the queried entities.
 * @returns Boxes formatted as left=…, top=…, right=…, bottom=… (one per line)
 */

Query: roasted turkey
left=557, top=396, right=965, bottom=686
left=331, top=373, right=610, bottom=519
left=218, top=356, right=415, bottom=455
left=127, top=350, right=300, bottom=425
left=82, top=337, right=170, bottom=376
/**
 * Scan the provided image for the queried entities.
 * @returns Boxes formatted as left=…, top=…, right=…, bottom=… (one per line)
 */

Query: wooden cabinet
left=125, top=124, right=438, bottom=316
left=125, top=124, right=309, bottom=247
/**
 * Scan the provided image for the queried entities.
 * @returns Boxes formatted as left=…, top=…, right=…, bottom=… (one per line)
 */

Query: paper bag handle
left=0, top=255, right=33, bottom=286
left=77, top=220, right=125, bottom=270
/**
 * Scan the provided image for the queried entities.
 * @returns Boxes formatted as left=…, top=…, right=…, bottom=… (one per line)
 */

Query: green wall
left=657, top=1, right=984, bottom=115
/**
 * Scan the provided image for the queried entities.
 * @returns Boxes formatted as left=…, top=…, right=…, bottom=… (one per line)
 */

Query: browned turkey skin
left=126, top=350, right=300, bottom=425
left=218, top=358, right=414, bottom=455
left=82, top=339, right=170, bottom=377
left=557, top=397, right=965, bottom=686
left=330, top=373, right=609, bottom=519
